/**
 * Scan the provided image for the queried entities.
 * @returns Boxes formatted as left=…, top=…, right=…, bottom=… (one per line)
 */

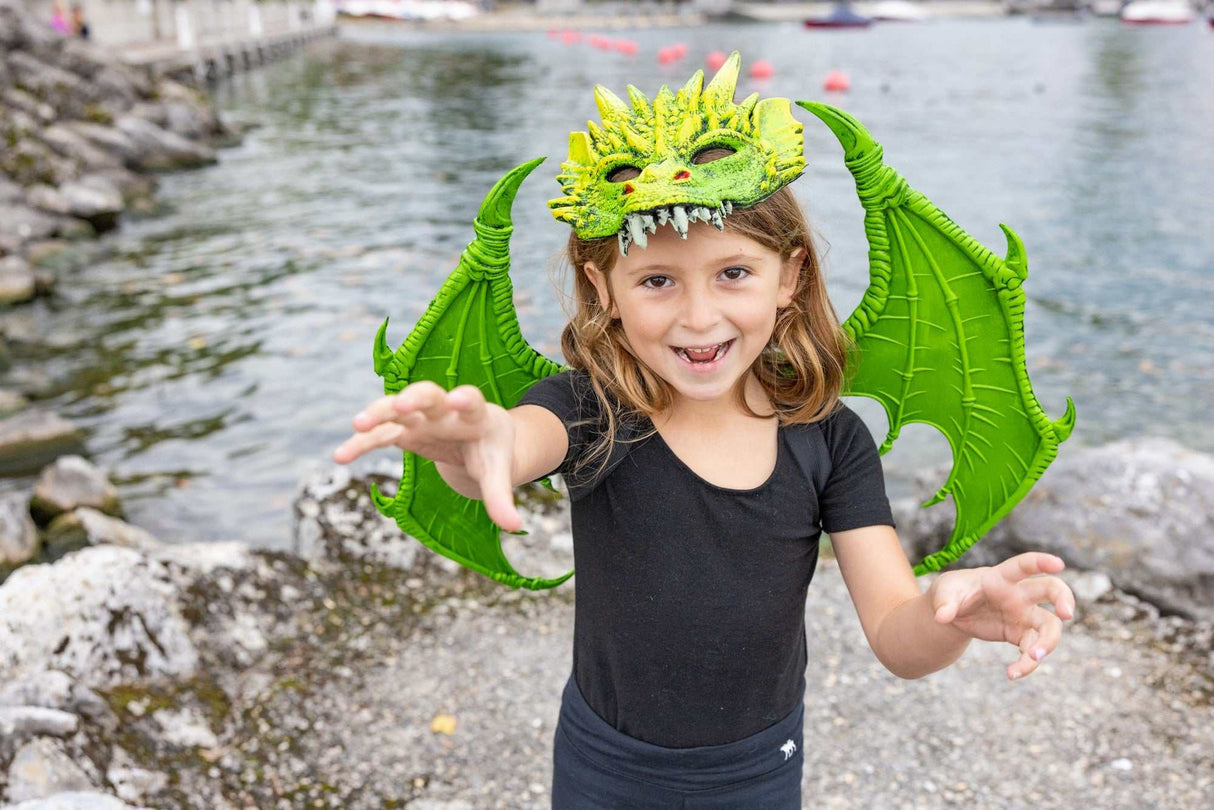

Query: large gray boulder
left=900, top=437, right=1214, bottom=621
left=114, top=116, right=217, bottom=172
left=39, top=124, right=124, bottom=172
left=0, top=545, right=200, bottom=689
left=60, top=121, right=141, bottom=169
left=25, top=176, right=124, bottom=231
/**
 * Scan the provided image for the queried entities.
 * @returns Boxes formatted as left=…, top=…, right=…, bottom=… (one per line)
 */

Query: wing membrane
left=369, top=158, right=573, bottom=589
left=799, top=103, right=1075, bottom=574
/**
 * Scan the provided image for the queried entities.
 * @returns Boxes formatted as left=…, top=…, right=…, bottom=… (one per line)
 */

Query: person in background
left=49, top=1, right=71, bottom=35
left=70, top=2, right=89, bottom=39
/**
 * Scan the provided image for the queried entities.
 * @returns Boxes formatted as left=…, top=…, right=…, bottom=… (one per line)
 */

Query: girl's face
left=584, top=221, right=803, bottom=412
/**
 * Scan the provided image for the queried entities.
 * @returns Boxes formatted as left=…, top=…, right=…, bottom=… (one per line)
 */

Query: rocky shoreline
left=1, top=0, right=242, bottom=527
left=0, top=443, right=1211, bottom=808
left=1, top=0, right=239, bottom=264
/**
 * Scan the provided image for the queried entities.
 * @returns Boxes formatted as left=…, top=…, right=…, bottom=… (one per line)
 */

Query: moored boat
left=804, top=3, right=874, bottom=28
left=869, top=1, right=930, bottom=21
left=1120, top=0, right=1197, bottom=24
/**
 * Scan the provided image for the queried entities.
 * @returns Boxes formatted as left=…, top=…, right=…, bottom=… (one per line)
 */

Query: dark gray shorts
left=551, top=675, right=804, bottom=809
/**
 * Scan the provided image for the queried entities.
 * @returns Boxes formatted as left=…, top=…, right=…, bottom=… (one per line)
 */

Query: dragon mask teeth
left=549, top=51, right=805, bottom=242
left=616, top=202, right=733, bottom=254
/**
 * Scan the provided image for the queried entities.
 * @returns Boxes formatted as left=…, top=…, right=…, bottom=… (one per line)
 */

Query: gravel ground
left=218, top=555, right=1212, bottom=810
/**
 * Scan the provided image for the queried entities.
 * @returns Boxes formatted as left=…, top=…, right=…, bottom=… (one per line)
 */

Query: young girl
left=333, top=60, right=1075, bottom=808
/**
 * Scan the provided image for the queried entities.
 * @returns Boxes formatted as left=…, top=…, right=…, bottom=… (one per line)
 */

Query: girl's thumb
left=479, top=466, right=521, bottom=533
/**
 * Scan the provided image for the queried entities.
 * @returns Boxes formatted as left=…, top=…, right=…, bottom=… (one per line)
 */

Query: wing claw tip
left=1053, top=397, right=1077, bottom=442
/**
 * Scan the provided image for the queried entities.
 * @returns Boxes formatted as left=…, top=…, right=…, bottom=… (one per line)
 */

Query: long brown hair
left=555, top=186, right=851, bottom=479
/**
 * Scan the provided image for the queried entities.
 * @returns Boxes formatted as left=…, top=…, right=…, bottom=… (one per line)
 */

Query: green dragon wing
left=798, top=103, right=1076, bottom=575
left=369, top=158, right=573, bottom=590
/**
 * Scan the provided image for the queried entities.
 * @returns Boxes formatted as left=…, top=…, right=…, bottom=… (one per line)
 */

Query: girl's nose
left=681, top=292, right=720, bottom=332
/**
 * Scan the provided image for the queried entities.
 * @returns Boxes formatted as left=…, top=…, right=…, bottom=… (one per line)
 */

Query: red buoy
left=658, top=46, right=678, bottom=64
left=706, top=50, right=728, bottom=71
left=823, top=69, right=851, bottom=92
left=750, top=60, right=775, bottom=79
left=560, top=30, right=582, bottom=46
left=613, top=39, right=638, bottom=55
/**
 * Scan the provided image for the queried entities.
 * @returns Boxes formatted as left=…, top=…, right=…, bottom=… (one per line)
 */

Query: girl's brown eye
left=691, top=146, right=736, bottom=165
left=607, top=166, right=641, bottom=183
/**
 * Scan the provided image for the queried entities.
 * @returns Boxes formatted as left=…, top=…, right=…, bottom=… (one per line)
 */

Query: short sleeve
left=516, top=370, right=600, bottom=481
left=818, top=405, right=895, bottom=534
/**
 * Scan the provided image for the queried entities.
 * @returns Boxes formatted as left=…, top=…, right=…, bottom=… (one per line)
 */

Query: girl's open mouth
left=670, top=339, right=734, bottom=372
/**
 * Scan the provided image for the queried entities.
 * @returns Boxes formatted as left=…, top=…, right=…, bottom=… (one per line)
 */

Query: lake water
left=7, top=19, right=1212, bottom=549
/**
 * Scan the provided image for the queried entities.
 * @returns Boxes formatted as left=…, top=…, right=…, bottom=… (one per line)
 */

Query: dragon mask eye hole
left=691, top=146, right=737, bottom=165
left=607, top=166, right=641, bottom=183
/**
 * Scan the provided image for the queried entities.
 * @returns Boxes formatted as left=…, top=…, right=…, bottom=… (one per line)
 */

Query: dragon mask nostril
left=674, top=170, right=691, bottom=180
left=623, top=184, right=635, bottom=195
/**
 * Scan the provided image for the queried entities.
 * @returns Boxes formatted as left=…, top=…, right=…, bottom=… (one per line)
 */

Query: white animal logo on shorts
left=780, top=739, right=797, bottom=761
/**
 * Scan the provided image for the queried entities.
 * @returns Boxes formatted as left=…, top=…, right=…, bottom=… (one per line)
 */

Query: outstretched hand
left=927, top=552, right=1076, bottom=681
left=331, top=381, right=523, bottom=532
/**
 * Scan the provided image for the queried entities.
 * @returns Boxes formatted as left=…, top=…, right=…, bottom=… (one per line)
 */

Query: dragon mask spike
left=594, top=84, right=632, bottom=125
left=679, top=70, right=705, bottom=107
left=548, top=51, right=806, bottom=241
left=626, top=84, right=652, bottom=116
left=703, top=51, right=742, bottom=109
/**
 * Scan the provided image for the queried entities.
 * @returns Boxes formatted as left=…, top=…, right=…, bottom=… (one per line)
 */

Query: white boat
left=337, top=0, right=480, bottom=22
left=869, top=1, right=930, bottom=22
left=1120, top=0, right=1197, bottom=24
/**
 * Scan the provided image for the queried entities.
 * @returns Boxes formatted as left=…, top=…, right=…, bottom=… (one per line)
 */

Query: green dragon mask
left=367, top=54, right=1076, bottom=589
left=549, top=51, right=804, bottom=253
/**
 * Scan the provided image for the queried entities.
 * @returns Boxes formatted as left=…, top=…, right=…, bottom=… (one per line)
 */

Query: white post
left=314, top=0, right=337, bottom=26
left=175, top=2, right=195, bottom=48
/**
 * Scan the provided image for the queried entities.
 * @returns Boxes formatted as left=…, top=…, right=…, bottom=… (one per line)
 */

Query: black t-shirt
left=518, top=370, right=893, bottom=748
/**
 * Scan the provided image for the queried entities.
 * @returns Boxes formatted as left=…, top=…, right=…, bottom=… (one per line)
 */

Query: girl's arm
left=830, top=525, right=967, bottom=679
left=333, top=382, right=568, bottom=533
left=831, top=525, right=1074, bottom=681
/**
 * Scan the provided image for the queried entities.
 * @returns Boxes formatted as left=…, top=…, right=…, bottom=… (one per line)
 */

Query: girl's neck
left=656, top=373, right=776, bottom=431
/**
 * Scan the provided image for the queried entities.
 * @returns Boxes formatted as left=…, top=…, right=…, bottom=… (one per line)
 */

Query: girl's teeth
left=677, top=341, right=728, bottom=362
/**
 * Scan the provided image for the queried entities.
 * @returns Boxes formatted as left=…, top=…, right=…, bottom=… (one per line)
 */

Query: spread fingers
left=332, top=422, right=404, bottom=464
left=1008, top=607, right=1063, bottom=681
